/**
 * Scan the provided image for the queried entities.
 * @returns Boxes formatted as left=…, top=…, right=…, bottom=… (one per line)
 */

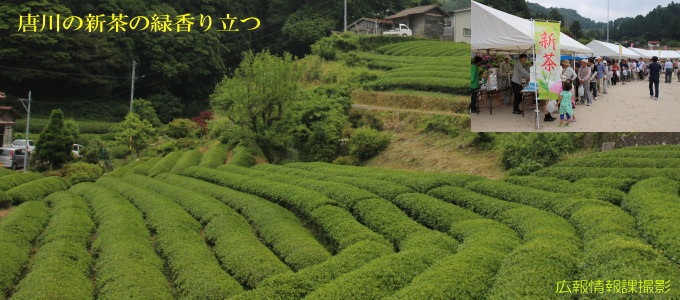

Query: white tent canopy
left=585, top=40, right=638, bottom=59
left=471, top=1, right=592, bottom=54
left=658, top=50, right=680, bottom=59
left=629, top=48, right=655, bottom=59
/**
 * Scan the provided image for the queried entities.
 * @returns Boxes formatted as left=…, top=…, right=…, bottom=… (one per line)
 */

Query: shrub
left=7, top=176, right=71, bottom=203
left=310, top=205, right=391, bottom=251
left=154, top=141, right=178, bottom=155
left=428, top=186, right=580, bottom=299
left=69, top=183, right=173, bottom=299
left=332, top=155, right=358, bottom=166
left=0, top=172, right=44, bottom=190
left=0, top=190, right=10, bottom=207
left=122, top=175, right=292, bottom=287
left=0, top=201, right=50, bottom=298
left=199, top=143, right=228, bottom=168
left=348, top=127, right=391, bottom=161
left=148, top=151, right=184, bottom=177
left=228, top=145, right=256, bottom=167
left=504, top=176, right=625, bottom=205
left=183, top=166, right=335, bottom=218
left=128, top=157, right=162, bottom=175
left=0, top=168, right=14, bottom=176
left=233, top=240, right=393, bottom=299
left=574, top=177, right=636, bottom=192
left=533, top=166, right=680, bottom=182
left=498, top=133, right=579, bottom=171
left=166, top=118, right=197, bottom=139
left=97, top=177, right=243, bottom=299
left=624, top=177, right=680, bottom=263
left=106, top=159, right=145, bottom=177
left=12, top=192, right=94, bottom=300
left=158, top=173, right=331, bottom=271
left=170, top=150, right=203, bottom=173
left=108, top=144, right=131, bottom=159
left=65, top=162, right=103, bottom=184
left=305, top=248, right=448, bottom=299
left=311, top=37, right=338, bottom=60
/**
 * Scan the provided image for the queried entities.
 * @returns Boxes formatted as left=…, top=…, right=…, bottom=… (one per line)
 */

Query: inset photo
left=470, top=0, right=680, bottom=132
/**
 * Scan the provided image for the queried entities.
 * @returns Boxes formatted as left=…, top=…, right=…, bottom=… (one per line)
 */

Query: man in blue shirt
left=648, top=56, right=662, bottom=100
left=664, top=60, right=674, bottom=83
left=595, top=57, right=607, bottom=95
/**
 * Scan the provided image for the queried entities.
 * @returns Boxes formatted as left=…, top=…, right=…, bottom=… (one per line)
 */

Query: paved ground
left=472, top=79, right=680, bottom=132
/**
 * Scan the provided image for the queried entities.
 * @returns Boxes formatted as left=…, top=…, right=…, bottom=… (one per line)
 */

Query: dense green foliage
left=70, top=183, right=173, bottom=299
left=199, top=144, right=228, bottom=168
left=228, top=146, right=257, bottom=167
left=7, top=176, right=71, bottom=203
left=0, top=173, right=44, bottom=191
left=65, top=162, right=104, bottom=184
left=147, top=151, right=184, bottom=177
left=0, top=201, right=50, bottom=298
left=111, top=113, right=155, bottom=157
left=12, top=192, right=94, bottom=300
left=170, top=150, right=203, bottom=173
left=34, top=110, right=74, bottom=169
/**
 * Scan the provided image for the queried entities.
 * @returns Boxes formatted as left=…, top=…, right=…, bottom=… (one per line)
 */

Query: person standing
left=612, top=61, right=619, bottom=85
left=596, top=57, right=607, bottom=95
left=649, top=56, right=662, bottom=100
left=578, top=60, right=593, bottom=106
left=470, top=56, right=483, bottom=114
left=499, top=55, right=513, bottom=104
left=638, top=59, right=646, bottom=80
left=664, top=59, right=673, bottom=83
left=511, top=54, right=530, bottom=115
left=589, top=59, right=598, bottom=100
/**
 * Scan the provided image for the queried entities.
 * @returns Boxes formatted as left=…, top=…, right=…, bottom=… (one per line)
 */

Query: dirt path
left=472, top=80, right=680, bottom=132
left=352, top=104, right=467, bottom=117
left=0, top=206, right=15, bottom=219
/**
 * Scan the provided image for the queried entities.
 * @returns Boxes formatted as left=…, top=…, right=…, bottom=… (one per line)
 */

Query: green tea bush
left=592, top=149, right=680, bottom=158
left=12, top=192, right=94, bottom=300
left=0, top=172, right=44, bottom=190
left=171, top=150, right=203, bottom=173
left=306, top=248, right=448, bottom=299
left=0, top=190, right=10, bottom=207
left=498, top=133, right=579, bottom=173
left=228, top=145, right=256, bottom=167
left=0, top=201, right=50, bottom=298
left=7, top=176, right=71, bottom=203
left=129, top=157, right=162, bottom=175
left=148, top=151, right=185, bottom=177
left=70, top=183, right=173, bottom=299
left=123, top=175, right=292, bottom=287
left=157, top=173, right=331, bottom=271
left=533, top=166, right=680, bottom=181
left=199, top=143, right=228, bottom=168
left=97, top=177, right=243, bottom=299
left=625, top=177, right=680, bottom=263
left=65, top=162, right=103, bottom=184
left=557, top=157, right=680, bottom=168
left=574, top=177, right=636, bottom=192
left=504, top=176, right=625, bottom=205
left=232, top=240, right=393, bottom=299
left=108, top=144, right=131, bottom=159
left=183, top=167, right=335, bottom=218
left=0, top=168, right=14, bottom=176
left=107, top=159, right=144, bottom=177
left=428, top=186, right=580, bottom=299
left=311, top=205, right=391, bottom=251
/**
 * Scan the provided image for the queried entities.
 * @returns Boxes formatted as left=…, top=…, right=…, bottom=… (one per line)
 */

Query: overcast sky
left=528, top=0, right=675, bottom=22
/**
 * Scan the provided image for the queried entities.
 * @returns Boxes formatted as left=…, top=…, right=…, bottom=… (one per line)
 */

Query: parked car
left=383, top=24, right=413, bottom=36
left=0, top=147, right=28, bottom=170
left=12, top=139, right=36, bottom=153
left=72, top=144, right=83, bottom=157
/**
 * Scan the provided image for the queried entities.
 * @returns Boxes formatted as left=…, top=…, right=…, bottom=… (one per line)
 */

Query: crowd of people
left=471, top=54, right=680, bottom=124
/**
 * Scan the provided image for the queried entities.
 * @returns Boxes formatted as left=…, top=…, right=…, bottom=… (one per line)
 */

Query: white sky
left=528, top=0, right=675, bottom=22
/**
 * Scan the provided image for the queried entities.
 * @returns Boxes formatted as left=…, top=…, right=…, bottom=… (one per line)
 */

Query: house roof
left=348, top=17, right=394, bottom=28
left=0, top=106, right=20, bottom=119
left=385, top=5, right=445, bottom=19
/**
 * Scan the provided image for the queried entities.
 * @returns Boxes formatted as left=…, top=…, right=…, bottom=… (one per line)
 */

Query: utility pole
left=129, top=60, right=136, bottom=113
left=344, top=0, right=348, bottom=32
left=18, top=91, right=31, bottom=172
left=606, top=0, right=609, bottom=43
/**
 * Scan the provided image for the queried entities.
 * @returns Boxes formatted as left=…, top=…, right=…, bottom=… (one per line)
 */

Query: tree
left=112, top=113, right=155, bottom=157
left=210, top=50, right=300, bottom=155
left=570, top=21, right=583, bottom=38
left=64, top=119, right=79, bottom=145
left=147, top=92, right=185, bottom=123
left=132, top=99, right=162, bottom=127
left=35, top=109, right=72, bottom=169
left=548, top=8, right=563, bottom=23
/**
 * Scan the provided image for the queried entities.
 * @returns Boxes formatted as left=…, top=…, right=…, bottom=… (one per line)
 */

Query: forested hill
left=526, top=2, right=604, bottom=29
left=0, top=0, right=438, bottom=116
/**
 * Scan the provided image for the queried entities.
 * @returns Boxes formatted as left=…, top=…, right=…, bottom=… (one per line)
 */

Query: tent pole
left=531, top=19, right=540, bottom=130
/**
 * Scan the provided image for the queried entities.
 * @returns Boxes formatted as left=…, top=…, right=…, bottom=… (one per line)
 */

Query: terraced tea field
left=0, top=145, right=678, bottom=299
left=359, top=41, right=470, bottom=95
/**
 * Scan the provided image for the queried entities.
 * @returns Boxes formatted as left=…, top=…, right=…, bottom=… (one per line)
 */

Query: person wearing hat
left=499, top=55, right=513, bottom=104
left=577, top=59, right=593, bottom=105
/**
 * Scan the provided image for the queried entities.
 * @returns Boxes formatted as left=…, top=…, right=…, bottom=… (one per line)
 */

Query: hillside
left=0, top=145, right=679, bottom=298
left=526, top=2, right=605, bottom=29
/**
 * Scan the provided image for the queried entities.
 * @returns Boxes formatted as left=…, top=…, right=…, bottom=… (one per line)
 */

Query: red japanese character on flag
left=541, top=53, right=557, bottom=72
left=538, top=31, right=557, bottom=51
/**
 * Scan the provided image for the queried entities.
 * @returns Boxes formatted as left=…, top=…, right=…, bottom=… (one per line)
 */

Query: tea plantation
left=0, top=145, right=678, bottom=299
